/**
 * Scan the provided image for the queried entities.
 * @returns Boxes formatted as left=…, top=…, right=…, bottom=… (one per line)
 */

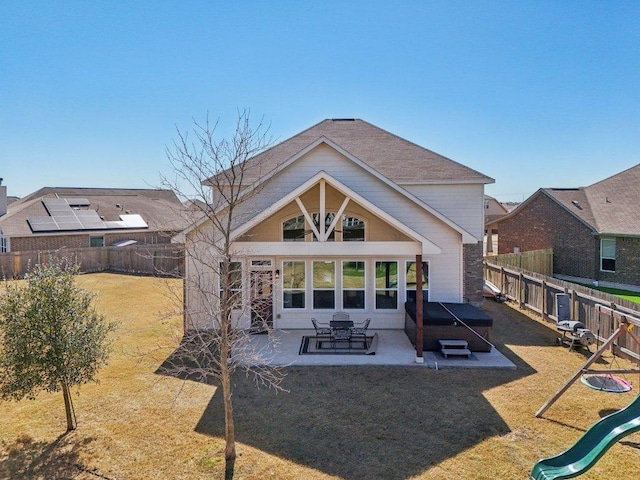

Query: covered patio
left=234, top=329, right=516, bottom=368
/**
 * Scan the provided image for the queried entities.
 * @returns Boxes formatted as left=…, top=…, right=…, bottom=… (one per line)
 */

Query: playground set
left=530, top=295, right=640, bottom=479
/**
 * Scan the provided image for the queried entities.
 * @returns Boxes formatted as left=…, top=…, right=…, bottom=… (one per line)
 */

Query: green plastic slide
left=531, top=394, right=640, bottom=480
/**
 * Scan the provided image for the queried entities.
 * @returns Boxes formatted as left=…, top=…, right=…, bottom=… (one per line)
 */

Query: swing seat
left=581, top=373, right=632, bottom=393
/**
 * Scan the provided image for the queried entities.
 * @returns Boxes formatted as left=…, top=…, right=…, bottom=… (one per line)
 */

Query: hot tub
left=404, top=302, right=493, bottom=352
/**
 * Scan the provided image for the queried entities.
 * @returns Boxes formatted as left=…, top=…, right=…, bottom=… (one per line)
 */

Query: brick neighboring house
left=487, top=163, right=640, bottom=288
left=0, top=187, right=189, bottom=253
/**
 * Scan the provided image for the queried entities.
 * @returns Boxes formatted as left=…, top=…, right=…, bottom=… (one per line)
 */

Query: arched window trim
left=281, top=211, right=366, bottom=242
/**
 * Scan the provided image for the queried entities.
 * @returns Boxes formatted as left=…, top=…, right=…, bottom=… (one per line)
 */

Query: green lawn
left=582, top=285, right=640, bottom=304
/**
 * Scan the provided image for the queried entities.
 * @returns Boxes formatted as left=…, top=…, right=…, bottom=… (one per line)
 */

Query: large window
left=283, top=261, right=306, bottom=308
left=313, top=261, right=335, bottom=309
left=375, top=261, right=398, bottom=309
left=601, top=239, right=616, bottom=272
left=219, top=261, right=243, bottom=309
left=406, top=261, right=429, bottom=302
left=342, top=216, right=365, bottom=241
left=282, top=213, right=365, bottom=242
left=342, top=261, right=365, bottom=309
left=283, top=215, right=306, bottom=242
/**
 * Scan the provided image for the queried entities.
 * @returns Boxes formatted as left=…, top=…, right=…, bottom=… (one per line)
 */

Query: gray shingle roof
left=507, top=163, right=640, bottom=237
left=212, top=118, right=494, bottom=185
left=584, top=163, right=640, bottom=235
left=0, top=187, right=189, bottom=237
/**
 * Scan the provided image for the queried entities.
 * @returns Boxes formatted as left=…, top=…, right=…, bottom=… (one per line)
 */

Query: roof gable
left=229, top=171, right=443, bottom=254
left=209, top=118, right=494, bottom=187
left=584, top=163, right=640, bottom=236
left=488, top=163, right=640, bottom=237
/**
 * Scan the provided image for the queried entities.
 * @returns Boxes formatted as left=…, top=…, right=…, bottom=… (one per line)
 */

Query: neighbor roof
left=488, top=163, right=640, bottom=237
left=207, top=118, right=494, bottom=186
left=0, top=187, right=189, bottom=237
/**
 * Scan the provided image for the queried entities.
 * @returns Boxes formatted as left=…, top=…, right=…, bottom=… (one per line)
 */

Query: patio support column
left=415, top=254, right=424, bottom=363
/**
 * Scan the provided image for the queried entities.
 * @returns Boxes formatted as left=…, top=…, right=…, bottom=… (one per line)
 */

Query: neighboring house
left=181, top=118, right=494, bottom=331
left=484, top=195, right=508, bottom=254
left=484, top=195, right=508, bottom=224
left=0, top=186, right=188, bottom=253
left=487, top=163, right=640, bottom=288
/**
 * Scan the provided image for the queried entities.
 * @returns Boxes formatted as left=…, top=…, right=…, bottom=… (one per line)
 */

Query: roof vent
left=571, top=200, right=582, bottom=210
left=331, top=118, right=355, bottom=122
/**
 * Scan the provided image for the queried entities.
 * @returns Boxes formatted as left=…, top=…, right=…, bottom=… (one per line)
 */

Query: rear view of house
left=182, top=118, right=494, bottom=331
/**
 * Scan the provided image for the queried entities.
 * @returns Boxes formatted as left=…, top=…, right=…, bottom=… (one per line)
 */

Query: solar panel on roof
left=27, top=217, right=60, bottom=232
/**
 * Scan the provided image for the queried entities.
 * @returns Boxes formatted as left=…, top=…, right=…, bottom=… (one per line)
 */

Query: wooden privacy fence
left=0, top=244, right=184, bottom=279
left=484, top=260, right=640, bottom=361
left=487, top=248, right=553, bottom=276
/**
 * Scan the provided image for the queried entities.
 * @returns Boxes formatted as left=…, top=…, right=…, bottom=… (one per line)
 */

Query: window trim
left=312, top=260, right=336, bottom=310
left=374, top=260, right=399, bottom=310
left=282, top=260, right=306, bottom=310
left=405, top=260, right=429, bottom=303
left=219, top=260, right=243, bottom=310
left=600, top=238, right=616, bottom=272
left=342, top=260, right=366, bottom=310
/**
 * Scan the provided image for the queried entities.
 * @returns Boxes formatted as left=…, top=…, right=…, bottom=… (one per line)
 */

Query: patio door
left=250, top=270, right=273, bottom=330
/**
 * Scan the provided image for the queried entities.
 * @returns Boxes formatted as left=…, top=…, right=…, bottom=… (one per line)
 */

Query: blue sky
left=2, top=1, right=639, bottom=202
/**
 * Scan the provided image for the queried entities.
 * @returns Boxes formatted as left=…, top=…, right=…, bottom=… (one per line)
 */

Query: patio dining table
left=330, top=320, right=354, bottom=347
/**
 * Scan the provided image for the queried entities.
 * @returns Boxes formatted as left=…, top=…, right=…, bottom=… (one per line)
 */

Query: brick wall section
left=498, top=193, right=598, bottom=279
left=599, top=236, right=640, bottom=286
left=9, top=231, right=174, bottom=252
left=463, top=242, right=484, bottom=305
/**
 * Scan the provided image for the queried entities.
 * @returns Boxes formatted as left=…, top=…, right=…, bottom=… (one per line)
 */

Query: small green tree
left=0, top=261, right=116, bottom=431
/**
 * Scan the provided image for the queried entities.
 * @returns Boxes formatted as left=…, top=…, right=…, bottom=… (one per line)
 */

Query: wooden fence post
left=518, top=272, right=524, bottom=308
left=541, top=280, right=547, bottom=321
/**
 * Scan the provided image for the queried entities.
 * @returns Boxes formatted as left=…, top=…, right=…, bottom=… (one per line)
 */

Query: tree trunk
left=221, top=362, right=236, bottom=479
left=61, top=381, right=77, bottom=431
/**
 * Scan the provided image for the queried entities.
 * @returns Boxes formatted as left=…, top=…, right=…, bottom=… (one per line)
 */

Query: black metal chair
left=350, top=318, right=370, bottom=348
left=311, top=318, right=331, bottom=348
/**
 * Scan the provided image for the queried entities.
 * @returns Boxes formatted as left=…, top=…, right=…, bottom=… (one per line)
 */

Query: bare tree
left=158, top=110, right=287, bottom=479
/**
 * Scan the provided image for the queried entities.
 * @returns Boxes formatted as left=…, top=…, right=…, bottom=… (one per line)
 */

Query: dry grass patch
left=1, top=273, right=639, bottom=479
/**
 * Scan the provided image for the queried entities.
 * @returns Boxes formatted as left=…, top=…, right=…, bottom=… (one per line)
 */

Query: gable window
left=219, top=261, right=243, bottom=309
left=342, top=261, right=365, bottom=309
left=601, top=239, right=616, bottom=272
left=283, top=261, right=305, bottom=309
left=406, top=261, right=429, bottom=302
left=375, top=261, right=398, bottom=309
left=312, top=213, right=335, bottom=241
left=283, top=215, right=306, bottom=242
left=342, top=216, right=365, bottom=241
left=313, top=261, right=335, bottom=309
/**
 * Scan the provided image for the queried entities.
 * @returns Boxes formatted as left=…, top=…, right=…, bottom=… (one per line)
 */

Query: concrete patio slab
left=235, top=329, right=516, bottom=368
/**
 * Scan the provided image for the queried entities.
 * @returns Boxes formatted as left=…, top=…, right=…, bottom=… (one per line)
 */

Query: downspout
left=415, top=254, right=424, bottom=363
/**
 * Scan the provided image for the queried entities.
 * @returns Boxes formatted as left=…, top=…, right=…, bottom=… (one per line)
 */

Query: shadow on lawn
left=0, top=433, right=105, bottom=480
left=158, top=302, right=541, bottom=480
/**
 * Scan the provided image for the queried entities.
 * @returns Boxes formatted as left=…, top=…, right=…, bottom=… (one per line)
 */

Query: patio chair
left=349, top=318, right=371, bottom=348
left=311, top=318, right=332, bottom=348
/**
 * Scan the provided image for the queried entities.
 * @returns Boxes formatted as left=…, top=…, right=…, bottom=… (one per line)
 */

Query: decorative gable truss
left=229, top=172, right=443, bottom=256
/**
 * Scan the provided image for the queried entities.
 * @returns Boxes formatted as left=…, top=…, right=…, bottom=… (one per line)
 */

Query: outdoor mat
left=299, top=334, right=378, bottom=355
